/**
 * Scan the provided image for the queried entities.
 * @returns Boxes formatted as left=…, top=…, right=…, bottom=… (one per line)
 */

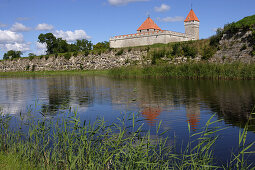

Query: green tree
left=38, top=33, right=58, bottom=54
left=93, top=41, right=109, bottom=51
left=3, top=50, right=22, bottom=59
left=75, top=39, right=93, bottom=52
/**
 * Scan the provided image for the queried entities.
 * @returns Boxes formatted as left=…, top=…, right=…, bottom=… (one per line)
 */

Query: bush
left=202, top=46, right=216, bottom=60
left=115, top=49, right=124, bottom=56
left=64, top=53, right=71, bottom=60
left=73, top=51, right=78, bottom=57
left=183, top=45, right=198, bottom=58
left=240, top=44, right=247, bottom=51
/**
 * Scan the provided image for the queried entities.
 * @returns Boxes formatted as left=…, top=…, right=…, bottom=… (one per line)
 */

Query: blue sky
left=0, top=0, right=254, bottom=58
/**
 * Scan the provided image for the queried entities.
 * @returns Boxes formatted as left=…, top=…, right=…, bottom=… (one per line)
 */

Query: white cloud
left=35, top=23, right=54, bottom=31
left=0, top=23, right=7, bottom=28
left=158, top=16, right=185, bottom=22
left=54, top=30, right=91, bottom=42
left=154, top=4, right=170, bottom=12
left=0, top=30, right=24, bottom=43
left=10, top=22, right=31, bottom=32
left=4, top=42, right=31, bottom=52
left=35, top=42, right=47, bottom=55
left=108, top=0, right=149, bottom=6
left=0, top=30, right=30, bottom=52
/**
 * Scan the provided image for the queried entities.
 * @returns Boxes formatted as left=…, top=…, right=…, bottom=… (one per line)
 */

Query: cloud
left=16, top=17, right=30, bottom=21
left=158, top=16, right=185, bottom=22
left=0, top=30, right=30, bottom=52
left=4, top=42, right=31, bottom=52
left=54, top=30, right=91, bottom=42
left=108, top=0, right=149, bottom=6
left=0, top=30, right=24, bottom=43
left=10, top=22, right=31, bottom=32
left=35, top=23, right=54, bottom=31
left=0, top=23, right=7, bottom=28
left=154, top=4, right=170, bottom=12
left=35, top=42, right=47, bottom=55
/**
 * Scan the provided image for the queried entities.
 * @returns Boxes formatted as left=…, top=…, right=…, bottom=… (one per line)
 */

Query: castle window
left=147, top=29, right=149, bottom=32
left=140, top=30, right=141, bottom=33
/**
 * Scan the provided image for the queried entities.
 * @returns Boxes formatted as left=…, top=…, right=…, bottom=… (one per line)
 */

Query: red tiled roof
left=184, top=9, right=199, bottom=22
left=137, top=17, right=161, bottom=31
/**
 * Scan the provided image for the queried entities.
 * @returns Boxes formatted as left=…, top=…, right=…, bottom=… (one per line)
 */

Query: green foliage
left=109, top=62, right=255, bottom=80
left=172, top=43, right=182, bottom=56
left=28, top=53, right=36, bottom=61
left=0, top=107, right=254, bottom=169
left=202, top=45, right=216, bottom=60
left=93, top=41, right=109, bottom=51
left=240, top=44, right=247, bottom=51
left=38, top=33, right=93, bottom=56
left=3, top=50, right=22, bottom=60
left=31, top=65, right=36, bottom=72
left=183, top=44, right=198, bottom=58
left=115, top=49, right=124, bottom=56
left=210, top=15, right=255, bottom=47
left=64, top=52, right=71, bottom=60
left=75, top=39, right=92, bottom=52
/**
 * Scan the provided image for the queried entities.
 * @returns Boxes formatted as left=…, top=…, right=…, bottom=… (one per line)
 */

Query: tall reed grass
left=109, top=62, right=255, bottom=80
left=0, top=107, right=254, bottom=169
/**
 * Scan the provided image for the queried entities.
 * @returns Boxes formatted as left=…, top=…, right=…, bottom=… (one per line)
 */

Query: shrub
left=26, top=65, right=30, bottom=71
left=31, top=65, right=36, bottom=71
left=84, top=50, right=89, bottom=57
left=64, top=53, right=71, bottom=60
left=115, top=49, right=124, bottom=56
left=240, top=44, right=247, bottom=51
left=183, top=45, right=198, bottom=58
left=45, top=55, right=49, bottom=60
left=202, top=46, right=216, bottom=60
left=73, top=51, right=78, bottom=57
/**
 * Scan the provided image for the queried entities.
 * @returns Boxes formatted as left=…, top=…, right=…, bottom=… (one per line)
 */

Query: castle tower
left=184, top=9, right=200, bottom=40
left=137, top=17, right=161, bottom=33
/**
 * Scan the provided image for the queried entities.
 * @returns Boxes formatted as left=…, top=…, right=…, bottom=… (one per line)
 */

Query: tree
left=75, top=39, right=93, bottom=52
left=93, top=41, right=109, bottom=51
left=38, top=33, right=58, bottom=54
left=3, top=50, right=22, bottom=59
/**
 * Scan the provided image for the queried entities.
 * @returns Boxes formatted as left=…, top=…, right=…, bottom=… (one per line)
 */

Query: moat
left=0, top=75, right=255, bottom=162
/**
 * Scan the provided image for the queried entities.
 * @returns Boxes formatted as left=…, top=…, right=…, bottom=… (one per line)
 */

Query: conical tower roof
left=184, top=9, right=199, bottom=22
left=137, top=17, right=161, bottom=31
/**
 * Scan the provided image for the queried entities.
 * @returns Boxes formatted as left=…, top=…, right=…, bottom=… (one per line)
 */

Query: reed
left=0, top=106, right=254, bottom=169
left=109, top=62, right=255, bottom=80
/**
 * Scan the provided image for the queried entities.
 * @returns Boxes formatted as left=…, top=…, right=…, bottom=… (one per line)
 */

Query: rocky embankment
left=211, top=30, right=255, bottom=63
left=0, top=51, right=147, bottom=72
left=0, top=30, right=254, bottom=72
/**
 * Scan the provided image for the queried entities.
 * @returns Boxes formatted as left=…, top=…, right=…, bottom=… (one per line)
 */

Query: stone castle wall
left=110, top=30, right=195, bottom=48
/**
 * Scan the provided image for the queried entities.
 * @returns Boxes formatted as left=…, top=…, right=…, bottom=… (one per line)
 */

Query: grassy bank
left=0, top=107, right=254, bottom=169
left=109, top=62, right=255, bottom=80
left=1, top=62, right=255, bottom=80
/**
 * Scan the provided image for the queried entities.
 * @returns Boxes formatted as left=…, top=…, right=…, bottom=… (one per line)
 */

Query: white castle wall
left=110, top=30, right=195, bottom=48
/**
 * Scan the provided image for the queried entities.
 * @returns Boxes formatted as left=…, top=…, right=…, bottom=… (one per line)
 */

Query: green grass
left=0, top=106, right=254, bottom=169
left=1, top=62, right=255, bottom=80
left=0, top=151, right=39, bottom=170
left=108, top=62, right=255, bottom=80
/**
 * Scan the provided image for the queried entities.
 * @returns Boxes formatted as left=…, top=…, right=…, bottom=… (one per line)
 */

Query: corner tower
left=184, top=9, right=200, bottom=40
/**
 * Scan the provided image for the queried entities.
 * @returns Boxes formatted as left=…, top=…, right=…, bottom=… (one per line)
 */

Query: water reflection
left=0, top=76, right=254, bottom=132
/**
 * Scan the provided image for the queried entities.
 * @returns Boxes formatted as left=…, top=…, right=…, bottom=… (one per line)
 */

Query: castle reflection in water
left=0, top=76, right=254, bottom=131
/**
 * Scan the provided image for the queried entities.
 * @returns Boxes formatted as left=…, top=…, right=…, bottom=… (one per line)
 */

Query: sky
left=0, top=0, right=254, bottom=58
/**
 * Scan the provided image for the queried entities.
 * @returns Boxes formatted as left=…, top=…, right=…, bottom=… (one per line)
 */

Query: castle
left=110, top=9, right=199, bottom=48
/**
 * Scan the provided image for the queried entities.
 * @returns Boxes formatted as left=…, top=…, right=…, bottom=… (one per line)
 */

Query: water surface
left=0, top=75, right=255, bottom=162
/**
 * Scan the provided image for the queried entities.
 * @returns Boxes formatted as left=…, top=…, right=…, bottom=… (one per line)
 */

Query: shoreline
left=1, top=62, right=255, bottom=80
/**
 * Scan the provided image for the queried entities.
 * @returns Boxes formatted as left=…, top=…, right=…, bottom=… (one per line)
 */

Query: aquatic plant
left=0, top=106, right=254, bottom=169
